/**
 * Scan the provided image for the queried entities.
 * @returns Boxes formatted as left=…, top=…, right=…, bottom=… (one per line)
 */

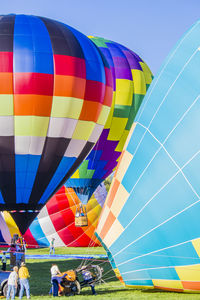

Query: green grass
left=2, top=247, right=200, bottom=299
left=25, top=246, right=106, bottom=255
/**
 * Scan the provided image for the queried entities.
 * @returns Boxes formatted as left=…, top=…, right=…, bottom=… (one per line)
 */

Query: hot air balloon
left=0, top=15, right=113, bottom=233
left=66, top=37, right=153, bottom=210
left=96, top=20, right=200, bottom=292
left=0, top=183, right=107, bottom=248
left=25, top=183, right=107, bottom=247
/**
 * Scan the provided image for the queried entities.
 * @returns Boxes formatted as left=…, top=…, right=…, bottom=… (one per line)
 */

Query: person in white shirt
left=50, top=264, right=61, bottom=297
left=51, top=264, right=61, bottom=277
left=6, top=266, right=18, bottom=300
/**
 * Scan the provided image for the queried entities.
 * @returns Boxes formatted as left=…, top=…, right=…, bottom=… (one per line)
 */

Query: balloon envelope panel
left=96, top=20, right=200, bottom=292
left=0, top=183, right=107, bottom=247
left=23, top=183, right=107, bottom=247
left=66, top=37, right=153, bottom=203
left=0, top=15, right=113, bottom=232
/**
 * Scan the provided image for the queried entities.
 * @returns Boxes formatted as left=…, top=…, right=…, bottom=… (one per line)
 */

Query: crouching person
left=19, top=262, right=30, bottom=299
left=81, top=268, right=97, bottom=295
left=6, top=266, right=18, bottom=300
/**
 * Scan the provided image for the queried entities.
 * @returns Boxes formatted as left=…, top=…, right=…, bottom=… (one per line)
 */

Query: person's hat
left=21, top=262, right=26, bottom=267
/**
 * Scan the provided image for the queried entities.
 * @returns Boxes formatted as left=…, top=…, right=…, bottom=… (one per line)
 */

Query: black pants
left=2, top=262, right=6, bottom=271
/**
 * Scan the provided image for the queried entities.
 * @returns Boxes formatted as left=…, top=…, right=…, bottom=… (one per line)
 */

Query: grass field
left=2, top=247, right=200, bottom=299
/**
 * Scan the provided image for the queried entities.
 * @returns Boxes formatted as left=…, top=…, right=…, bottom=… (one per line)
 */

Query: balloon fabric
left=0, top=15, right=113, bottom=233
left=66, top=36, right=153, bottom=204
left=96, top=20, right=200, bottom=292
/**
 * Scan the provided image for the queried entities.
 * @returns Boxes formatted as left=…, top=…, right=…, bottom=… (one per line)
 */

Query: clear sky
left=0, top=0, right=199, bottom=74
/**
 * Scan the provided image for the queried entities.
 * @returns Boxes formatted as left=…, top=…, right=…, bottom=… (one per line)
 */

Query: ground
left=2, top=247, right=200, bottom=299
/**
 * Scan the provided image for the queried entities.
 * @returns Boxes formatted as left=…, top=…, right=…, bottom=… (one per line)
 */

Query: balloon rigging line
left=102, top=275, right=119, bottom=283
left=78, top=224, right=105, bottom=268
left=128, top=47, right=199, bottom=172
left=81, top=247, right=107, bottom=269
left=103, top=274, right=122, bottom=283
left=77, top=223, right=101, bottom=266
left=136, top=21, right=199, bottom=122
left=101, top=267, right=117, bottom=279
left=78, top=237, right=100, bottom=268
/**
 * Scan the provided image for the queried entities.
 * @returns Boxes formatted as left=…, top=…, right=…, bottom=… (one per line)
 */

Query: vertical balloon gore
left=0, top=15, right=113, bottom=233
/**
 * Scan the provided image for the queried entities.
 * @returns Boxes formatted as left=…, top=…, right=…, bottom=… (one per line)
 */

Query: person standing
left=18, top=262, right=30, bottom=299
left=14, top=250, right=24, bottom=268
left=50, top=264, right=61, bottom=297
left=6, top=266, right=18, bottom=300
left=49, top=238, right=55, bottom=255
left=1, top=251, right=7, bottom=271
left=22, top=238, right=27, bottom=253
left=8, top=244, right=16, bottom=269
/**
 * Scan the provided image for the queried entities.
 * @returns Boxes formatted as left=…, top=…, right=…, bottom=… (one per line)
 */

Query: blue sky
left=1, top=0, right=199, bottom=74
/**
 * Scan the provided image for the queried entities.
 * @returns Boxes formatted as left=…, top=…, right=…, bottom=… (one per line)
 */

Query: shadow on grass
left=143, top=288, right=200, bottom=295
left=26, top=258, right=117, bottom=296
left=80, top=288, right=130, bottom=296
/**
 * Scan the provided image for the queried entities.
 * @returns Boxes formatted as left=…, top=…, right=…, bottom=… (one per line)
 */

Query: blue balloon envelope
left=96, top=20, right=200, bottom=292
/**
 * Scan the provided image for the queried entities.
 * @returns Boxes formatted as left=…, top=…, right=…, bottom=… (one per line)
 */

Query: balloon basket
left=75, top=205, right=88, bottom=227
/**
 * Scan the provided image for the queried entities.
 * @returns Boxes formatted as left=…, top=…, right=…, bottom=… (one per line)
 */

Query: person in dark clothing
left=81, top=268, right=97, bottom=295
left=1, top=251, right=7, bottom=271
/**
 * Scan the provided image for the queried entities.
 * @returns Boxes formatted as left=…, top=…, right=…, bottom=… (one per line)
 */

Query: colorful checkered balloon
left=66, top=37, right=153, bottom=203
left=0, top=15, right=113, bottom=233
